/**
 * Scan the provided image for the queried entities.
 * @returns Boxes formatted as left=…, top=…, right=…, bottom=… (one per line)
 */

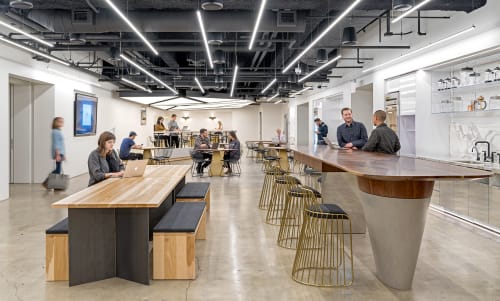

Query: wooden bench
left=153, top=202, right=207, bottom=280
left=175, top=182, right=211, bottom=212
left=45, top=218, right=69, bottom=281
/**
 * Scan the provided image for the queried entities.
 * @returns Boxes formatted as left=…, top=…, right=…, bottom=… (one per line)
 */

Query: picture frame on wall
left=141, top=108, right=147, bottom=125
left=74, top=92, right=98, bottom=136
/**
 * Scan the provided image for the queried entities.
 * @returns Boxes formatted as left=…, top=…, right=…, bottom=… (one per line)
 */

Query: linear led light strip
left=392, top=0, right=432, bottom=24
left=194, top=77, right=205, bottom=94
left=261, top=78, right=277, bottom=94
left=120, top=54, right=178, bottom=94
left=196, top=11, right=214, bottom=69
left=105, top=0, right=158, bottom=55
left=230, top=65, right=239, bottom=97
left=0, top=36, right=69, bottom=66
left=248, top=0, right=267, bottom=50
left=0, top=20, right=54, bottom=48
left=121, top=78, right=152, bottom=93
left=290, top=86, right=312, bottom=97
left=362, top=25, right=476, bottom=74
left=298, top=55, right=342, bottom=83
left=268, top=92, right=280, bottom=102
left=282, top=0, right=361, bottom=73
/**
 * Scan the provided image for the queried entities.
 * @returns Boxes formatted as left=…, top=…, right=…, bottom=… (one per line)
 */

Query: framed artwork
left=74, top=92, right=98, bottom=136
left=141, top=108, right=147, bottom=125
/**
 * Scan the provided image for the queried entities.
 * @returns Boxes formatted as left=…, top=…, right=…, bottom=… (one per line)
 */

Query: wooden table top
left=293, top=145, right=492, bottom=181
left=52, top=165, right=191, bottom=209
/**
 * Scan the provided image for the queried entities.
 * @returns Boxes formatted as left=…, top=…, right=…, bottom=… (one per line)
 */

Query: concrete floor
left=1, top=157, right=500, bottom=301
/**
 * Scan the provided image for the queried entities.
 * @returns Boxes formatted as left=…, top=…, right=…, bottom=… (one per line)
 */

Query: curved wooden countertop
left=292, top=145, right=492, bottom=181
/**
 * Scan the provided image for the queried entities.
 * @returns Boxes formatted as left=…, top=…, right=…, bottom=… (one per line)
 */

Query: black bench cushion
left=306, top=204, right=349, bottom=219
left=154, top=202, right=205, bottom=233
left=176, top=182, right=210, bottom=199
left=46, top=217, right=68, bottom=234
left=275, top=176, right=301, bottom=185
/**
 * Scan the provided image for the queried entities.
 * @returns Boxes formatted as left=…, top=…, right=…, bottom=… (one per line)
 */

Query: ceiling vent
left=72, top=9, right=93, bottom=25
left=9, top=0, right=33, bottom=10
left=393, top=0, right=415, bottom=12
left=277, top=10, right=297, bottom=27
left=201, top=0, right=224, bottom=11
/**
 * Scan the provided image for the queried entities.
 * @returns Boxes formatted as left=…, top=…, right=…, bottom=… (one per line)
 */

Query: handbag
left=46, top=168, right=69, bottom=190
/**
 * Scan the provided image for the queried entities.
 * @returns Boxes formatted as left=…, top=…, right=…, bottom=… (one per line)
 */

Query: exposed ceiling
left=0, top=0, right=487, bottom=109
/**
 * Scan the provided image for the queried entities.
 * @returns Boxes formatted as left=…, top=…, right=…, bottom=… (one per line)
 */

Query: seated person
left=119, top=131, right=143, bottom=160
left=336, top=107, right=368, bottom=149
left=223, top=131, right=241, bottom=174
left=194, top=128, right=212, bottom=175
left=362, top=110, right=401, bottom=154
left=272, top=128, right=287, bottom=146
left=88, top=131, right=125, bottom=186
left=154, top=116, right=169, bottom=147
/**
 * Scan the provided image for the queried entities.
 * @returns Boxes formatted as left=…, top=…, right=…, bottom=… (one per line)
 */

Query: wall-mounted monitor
left=74, top=93, right=97, bottom=136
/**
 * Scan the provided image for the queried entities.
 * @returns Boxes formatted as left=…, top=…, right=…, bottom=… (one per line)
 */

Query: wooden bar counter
left=52, top=165, right=191, bottom=286
left=292, top=145, right=491, bottom=290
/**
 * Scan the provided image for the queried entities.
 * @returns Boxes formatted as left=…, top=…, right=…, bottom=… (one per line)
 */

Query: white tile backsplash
left=450, top=119, right=500, bottom=159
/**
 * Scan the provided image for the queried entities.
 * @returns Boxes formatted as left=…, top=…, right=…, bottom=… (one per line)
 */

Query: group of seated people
left=193, top=128, right=240, bottom=175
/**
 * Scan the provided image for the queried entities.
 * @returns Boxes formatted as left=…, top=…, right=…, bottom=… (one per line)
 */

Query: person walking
left=42, top=117, right=65, bottom=189
left=314, top=118, right=328, bottom=145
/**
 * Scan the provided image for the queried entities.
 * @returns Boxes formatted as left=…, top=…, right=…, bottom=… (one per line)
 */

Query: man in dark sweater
left=314, top=118, right=328, bottom=145
left=362, top=110, right=401, bottom=154
left=336, top=107, right=368, bottom=149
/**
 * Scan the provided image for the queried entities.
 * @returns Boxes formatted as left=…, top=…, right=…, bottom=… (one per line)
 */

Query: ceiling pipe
left=49, top=45, right=275, bottom=52
left=85, top=0, right=100, bottom=14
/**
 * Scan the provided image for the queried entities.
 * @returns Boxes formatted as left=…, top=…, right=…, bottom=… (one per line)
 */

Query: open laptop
left=323, top=137, right=343, bottom=150
left=122, top=159, right=148, bottom=178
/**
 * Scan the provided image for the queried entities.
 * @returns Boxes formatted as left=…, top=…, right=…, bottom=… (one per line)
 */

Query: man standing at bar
left=362, top=110, right=401, bottom=154
left=336, top=107, right=368, bottom=149
left=314, top=118, right=328, bottom=145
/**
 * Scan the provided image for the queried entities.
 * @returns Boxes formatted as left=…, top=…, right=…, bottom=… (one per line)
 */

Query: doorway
left=9, top=76, right=55, bottom=184
left=351, top=84, right=374, bottom=136
left=296, top=103, right=309, bottom=146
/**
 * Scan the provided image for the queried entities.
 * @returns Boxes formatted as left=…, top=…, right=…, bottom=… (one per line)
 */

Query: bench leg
left=153, top=233, right=196, bottom=280
left=46, top=234, right=69, bottom=281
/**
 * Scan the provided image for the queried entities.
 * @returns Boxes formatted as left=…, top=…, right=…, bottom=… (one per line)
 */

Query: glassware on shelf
left=440, top=99, right=453, bottom=112
left=489, top=96, right=500, bottom=110
left=469, top=72, right=481, bottom=85
left=484, top=69, right=494, bottom=83
left=460, top=67, right=474, bottom=86
left=494, top=67, right=500, bottom=81
left=451, top=76, right=460, bottom=88
left=474, top=96, right=487, bottom=111
left=444, top=77, right=452, bottom=89
left=452, top=96, right=465, bottom=112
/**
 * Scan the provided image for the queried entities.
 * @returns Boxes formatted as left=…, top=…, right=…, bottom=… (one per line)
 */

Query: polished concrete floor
left=1, top=157, right=500, bottom=301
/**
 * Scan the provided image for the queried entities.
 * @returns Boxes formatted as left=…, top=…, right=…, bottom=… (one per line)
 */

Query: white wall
left=32, top=84, right=55, bottom=182
left=11, top=83, right=33, bottom=183
left=351, top=88, right=374, bottom=137
left=260, top=103, right=288, bottom=141
left=0, top=43, right=164, bottom=200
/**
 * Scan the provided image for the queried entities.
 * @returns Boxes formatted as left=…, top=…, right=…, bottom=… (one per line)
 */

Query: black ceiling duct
left=207, top=32, right=223, bottom=46
left=215, top=75, right=224, bottom=84
left=214, top=64, right=224, bottom=75
left=393, top=0, right=415, bottom=12
left=201, top=0, right=224, bottom=11
left=213, top=49, right=225, bottom=64
left=342, top=27, right=357, bottom=45
left=316, top=49, right=328, bottom=64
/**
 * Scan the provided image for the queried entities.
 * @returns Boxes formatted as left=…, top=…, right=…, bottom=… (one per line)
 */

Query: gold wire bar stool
left=265, top=175, right=301, bottom=225
left=258, top=161, right=286, bottom=210
left=277, top=186, right=322, bottom=249
left=304, top=167, right=322, bottom=192
left=291, top=203, right=353, bottom=287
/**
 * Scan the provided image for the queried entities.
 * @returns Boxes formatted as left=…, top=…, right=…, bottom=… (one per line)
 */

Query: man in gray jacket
left=362, top=110, right=401, bottom=154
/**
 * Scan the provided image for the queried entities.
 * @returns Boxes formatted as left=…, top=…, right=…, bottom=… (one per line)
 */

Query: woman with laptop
left=87, top=131, right=125, bottom=186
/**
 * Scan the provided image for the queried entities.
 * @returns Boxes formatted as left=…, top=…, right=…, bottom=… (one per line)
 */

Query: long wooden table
left=292, top=145, right=491, bottom=290
left=52, top=165, right=191, bottom=286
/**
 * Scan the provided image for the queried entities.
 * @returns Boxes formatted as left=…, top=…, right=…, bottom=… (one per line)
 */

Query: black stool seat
left=289, top=186, right=322, bottom=198
left=264, top=156, right=279, bottom=161
left=275, top=176, right=301, bottom=185
left=306, top=204, right=348, bottom=219
left=265, top=169, right=285, bottom=176
left=154, top=202, right=205, bottom=233
left=46, top=218, right=68, bottom=234
left=177, top=182, right=210, bottom=199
